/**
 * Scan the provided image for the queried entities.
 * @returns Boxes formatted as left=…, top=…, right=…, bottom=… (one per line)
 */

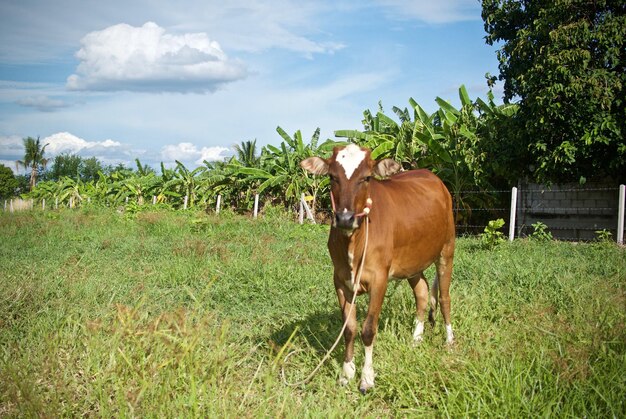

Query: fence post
left=4, top=200, right=6, bottom=211
left=10, top=199, right=13, bottom=213
left=42, top=199, right=45, bottom=211
left=618, top=184, right=625, bottom=245
left=301, top=194, right=316, bottom=224
left=509, top=186, right=518, bottom=242
left=299, top=195, right=304, bottom=224
left=153, top=195, right=157, bottom=205
left=183, top=195, right=188, bottom=210
left=253, top=194, right=259, bottom=219
left=216, top=194, right=221, bottom=214
left=55, top=197, right=58, bottom=209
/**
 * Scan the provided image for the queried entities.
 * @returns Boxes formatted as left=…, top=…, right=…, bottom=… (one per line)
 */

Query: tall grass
left=1, top=208, right=624, bottom=417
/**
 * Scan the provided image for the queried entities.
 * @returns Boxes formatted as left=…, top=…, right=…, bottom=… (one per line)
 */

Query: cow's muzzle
left=335, top=211, right=356, bottom=230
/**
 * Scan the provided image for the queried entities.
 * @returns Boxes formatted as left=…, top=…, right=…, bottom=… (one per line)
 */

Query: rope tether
left=281, top=214, right=370, bottom=387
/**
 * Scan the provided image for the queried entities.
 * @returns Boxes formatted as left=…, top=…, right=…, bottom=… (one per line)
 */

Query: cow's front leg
left=360, top=278, right=388, bottom=393
left=335, top=279, right=357, bottom=385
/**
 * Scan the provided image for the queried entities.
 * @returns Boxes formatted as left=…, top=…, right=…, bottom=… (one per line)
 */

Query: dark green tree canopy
left=0, top=164, right=19, bottom=198
left=47, top=154, right=110, bottom=182
left=482, top=0, right=626, bottom=183
left=49, top=153, right=82, bottom=181
left=82, top=157, right=105, bottom=182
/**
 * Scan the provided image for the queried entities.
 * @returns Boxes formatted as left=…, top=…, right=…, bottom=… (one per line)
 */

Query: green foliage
left=482, top=0, right=626, bottom=183
left=81, top=157, right=105, bottom=182
left=233, top=139, right=260, bottom=168
left=336, top=86, right=519, bottom=222
left=0, top=164, right=18, bottom=198
left=1, top=211, right=624, bottom=416
left=529, top=221, right=553, bottom=242
left=595, top=229, right=613, bottom=243
left=17, top=136, right=49, bottom=191
left=48, top=153, right=82, bottom=181
left=480, top=218, right=506, bottom=248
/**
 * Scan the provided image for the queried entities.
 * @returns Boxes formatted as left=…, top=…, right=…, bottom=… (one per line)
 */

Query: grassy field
left=1, top=207, right=624, bottom=417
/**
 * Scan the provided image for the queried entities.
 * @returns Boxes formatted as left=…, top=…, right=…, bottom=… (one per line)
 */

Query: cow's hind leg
left=428, top=273, right=438, bottom=326
left=335, top=281, right=357, bottom=385
left=436, top=242, right=455, bottom=345
left=408, top=273, right=429, bottom=344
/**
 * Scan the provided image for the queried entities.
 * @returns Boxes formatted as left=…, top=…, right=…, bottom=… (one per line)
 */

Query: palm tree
left=233, top=140, right=259, bottom=167
left=17, top=136, right=49, bottom=191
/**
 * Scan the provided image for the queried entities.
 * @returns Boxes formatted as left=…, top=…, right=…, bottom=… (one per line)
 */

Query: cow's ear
left=300, top=157, right=329, bottom=175
left=373, top=159, right=401, bottom=178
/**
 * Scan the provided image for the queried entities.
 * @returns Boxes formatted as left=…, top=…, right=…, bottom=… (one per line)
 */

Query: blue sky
left=0, top=0, right=502, bottom=173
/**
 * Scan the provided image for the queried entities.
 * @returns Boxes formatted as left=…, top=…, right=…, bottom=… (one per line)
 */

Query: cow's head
left=301, top=144, right=401, bottom=231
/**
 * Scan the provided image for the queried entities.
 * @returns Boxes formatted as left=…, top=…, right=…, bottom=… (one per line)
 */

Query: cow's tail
left=428, top=273, right=439, bottom=326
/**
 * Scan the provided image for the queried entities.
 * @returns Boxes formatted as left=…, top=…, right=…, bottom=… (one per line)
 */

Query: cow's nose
left=335, top=211, right=355, bottom=229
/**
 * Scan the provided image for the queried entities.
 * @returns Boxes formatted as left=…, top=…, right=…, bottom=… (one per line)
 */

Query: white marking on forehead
left=336, top=144, right=366, bottom=180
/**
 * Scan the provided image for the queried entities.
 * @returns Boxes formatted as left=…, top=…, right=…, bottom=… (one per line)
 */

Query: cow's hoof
left=412, top=336, right=424, bottom=347
left=359, top=383, right=374, bottom=394
left=359, top=377, right=375, bottom=394
left=339, top=361, right=355, bottom=386
left=445, top=339, right=456, bottom=351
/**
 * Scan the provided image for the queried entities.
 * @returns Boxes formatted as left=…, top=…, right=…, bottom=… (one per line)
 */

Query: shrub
left=480, top=218, right=506, bottom=248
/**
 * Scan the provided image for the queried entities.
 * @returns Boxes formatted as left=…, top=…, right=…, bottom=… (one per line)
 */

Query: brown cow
left=301, top=144, right=455, bottom=393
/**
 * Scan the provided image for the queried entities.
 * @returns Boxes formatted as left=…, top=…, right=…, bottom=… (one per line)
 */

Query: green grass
left=1, top=208, right=625, bottom=417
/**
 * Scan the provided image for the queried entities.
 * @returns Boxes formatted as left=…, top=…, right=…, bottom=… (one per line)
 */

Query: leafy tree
left=49, top=153, right=82, bottom=181
left=81, top=157, right=104, bottom=182
left=0, top=164, right=19, bottom=198
left=17, top=136, right=49, bottom=191
left=482, top=0, right=626, bottom=183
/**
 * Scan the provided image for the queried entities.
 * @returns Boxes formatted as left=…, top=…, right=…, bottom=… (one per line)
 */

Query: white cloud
left=66, top=22, right=248, bottom=93
left=43, top=132, right=123, bottom=156
left=16, top=95, right=71, bottom=112
left=0, top=1, right=347, bottom=63
left=375, top=0, right=480, bottom=24
left=0, top=135, right=24, bottom=165
left=160, top=142, right=228, bottom=165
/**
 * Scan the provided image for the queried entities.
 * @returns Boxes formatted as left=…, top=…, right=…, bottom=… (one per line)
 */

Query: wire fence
left=3, top=183, right=625, bottom=244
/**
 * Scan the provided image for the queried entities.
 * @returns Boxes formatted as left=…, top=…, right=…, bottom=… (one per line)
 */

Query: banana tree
left=117, top=173, right=160, bottom=205
left=336, top=104, right=423, bottom=168
left=335, top=86, right=499, bottom=223
left=84, top=170, right=123, bottom=206
left=261, top=127, right=334, bottom=212
left=162, top=161, right=206, bottom=208
left=25, top=180, right=57, bottom=203
left=56, top=177, right=84, bottom=208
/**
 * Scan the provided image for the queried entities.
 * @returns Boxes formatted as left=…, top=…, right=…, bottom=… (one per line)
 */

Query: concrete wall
left=516, top=182, right=623, bottom=241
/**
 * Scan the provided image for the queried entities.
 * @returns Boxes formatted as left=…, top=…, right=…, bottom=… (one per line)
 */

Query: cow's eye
left=329, top=175, right=337, bottom=183
left=361, top=176, right=371, bottom=183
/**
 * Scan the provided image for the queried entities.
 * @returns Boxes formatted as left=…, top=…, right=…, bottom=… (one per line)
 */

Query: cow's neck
left=332, top=220, right=369, bottom=279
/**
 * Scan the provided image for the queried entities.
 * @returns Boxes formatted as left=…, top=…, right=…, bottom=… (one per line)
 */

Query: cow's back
left=369, top=169, right=454, bottom=276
